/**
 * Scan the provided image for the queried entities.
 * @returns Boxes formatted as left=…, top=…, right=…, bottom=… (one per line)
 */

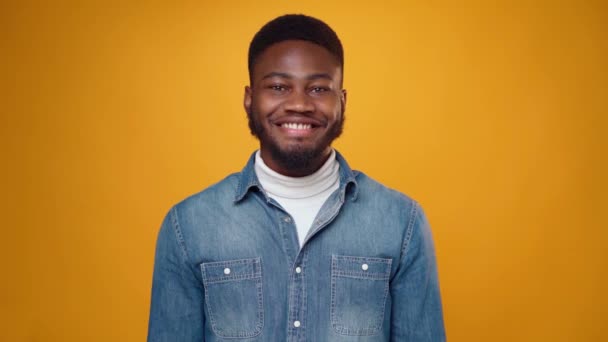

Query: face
left=244, top=40, right=346, bottom=177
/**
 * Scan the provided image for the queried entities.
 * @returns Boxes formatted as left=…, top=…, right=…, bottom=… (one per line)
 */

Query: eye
left=310, top=86, right=329, bottom=93
left=269, top=84, right=287, bottom=92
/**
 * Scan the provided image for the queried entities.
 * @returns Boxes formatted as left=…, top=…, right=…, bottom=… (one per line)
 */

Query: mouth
left=280, top=122, right=313, bottom=130
left=274, top=120, right=320, bottom=138
left=274, top=116, right=323, bottom=129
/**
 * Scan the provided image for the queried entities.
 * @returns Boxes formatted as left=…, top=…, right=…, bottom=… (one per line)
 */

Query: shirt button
left=284, top=216, right=291, bottom=223
left=293, top=320, right=301, bottom=327
left=224, top=268, right=231, bottom=275
left=295, top=267, right=302, bottom=274
left=361, top=263, right=369, bottom=271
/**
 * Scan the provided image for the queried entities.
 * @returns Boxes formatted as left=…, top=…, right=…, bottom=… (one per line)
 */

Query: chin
left=268, top=143, right=327, bottom=171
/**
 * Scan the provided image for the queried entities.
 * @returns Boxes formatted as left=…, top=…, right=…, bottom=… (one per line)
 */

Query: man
left=148, top=14, right=445, bottom=341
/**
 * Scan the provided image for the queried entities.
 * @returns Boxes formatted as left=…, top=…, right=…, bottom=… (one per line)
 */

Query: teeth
left=282, top=123, right=312, bottom=130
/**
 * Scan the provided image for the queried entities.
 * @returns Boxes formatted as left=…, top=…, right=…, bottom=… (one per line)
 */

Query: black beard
left=247, top=110, right=344, bottom=172
left=265, top=137, right=326, bottom=171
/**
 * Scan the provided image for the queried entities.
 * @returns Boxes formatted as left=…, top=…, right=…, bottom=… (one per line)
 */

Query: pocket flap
left=332, top=255, right=392, bottom=280
left=201, top=257, right=262, bottom=284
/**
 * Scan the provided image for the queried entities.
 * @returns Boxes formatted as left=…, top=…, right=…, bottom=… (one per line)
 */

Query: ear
left=244, top=86, right=252, bottom=114
left=340, top=89, right=347, bottom=114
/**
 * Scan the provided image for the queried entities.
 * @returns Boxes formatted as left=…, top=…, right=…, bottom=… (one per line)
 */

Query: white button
left=284, top=217, right=291, bottom=222
left=361, top=263, right=369, bottom=271
left=224, top=268, right=231, bottom=275
left=295, top=267, right=302, bottom=274
left=293, top=320, right=301, bottom=327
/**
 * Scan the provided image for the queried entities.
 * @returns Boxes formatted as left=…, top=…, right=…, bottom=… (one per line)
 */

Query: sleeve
left=390, top=202, right=446, bottom=341
left=147, top=207, right=205, bottom=342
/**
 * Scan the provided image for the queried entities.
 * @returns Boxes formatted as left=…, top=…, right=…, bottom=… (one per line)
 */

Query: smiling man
left=148, top=14, right=445, bottom=342
left=245, top=38, right=345, bottom=178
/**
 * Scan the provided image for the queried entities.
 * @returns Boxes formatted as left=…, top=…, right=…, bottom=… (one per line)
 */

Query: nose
left=284, top=89, right=314, bottom=113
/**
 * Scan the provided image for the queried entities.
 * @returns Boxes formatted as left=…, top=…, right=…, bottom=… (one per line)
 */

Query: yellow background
left=2, top=1, right=606, bottom=341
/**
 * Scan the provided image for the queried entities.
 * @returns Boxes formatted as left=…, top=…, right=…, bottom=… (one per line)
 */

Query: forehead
left=252, top=40, right=342, bottom=80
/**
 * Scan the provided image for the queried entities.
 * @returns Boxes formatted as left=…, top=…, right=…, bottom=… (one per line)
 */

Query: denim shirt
left=148, top=151, right=445, bottom=341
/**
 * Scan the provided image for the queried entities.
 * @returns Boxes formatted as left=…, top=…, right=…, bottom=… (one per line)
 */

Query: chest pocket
left=200, top=257, right=264, bottom=338
left=331, top=255, right=392, bottom=336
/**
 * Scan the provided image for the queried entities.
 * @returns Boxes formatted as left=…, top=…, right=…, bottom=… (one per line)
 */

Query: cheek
left=253, top=96, right=282, bottom=115
left=319, top=98, right=343, bottom=118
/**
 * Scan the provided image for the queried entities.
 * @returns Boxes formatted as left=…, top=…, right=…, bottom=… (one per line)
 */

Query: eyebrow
left=261, top=72, right=334, bottom=81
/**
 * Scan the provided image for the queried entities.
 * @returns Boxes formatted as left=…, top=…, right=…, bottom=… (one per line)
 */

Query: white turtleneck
left=255, top=150, right=340, bottom=247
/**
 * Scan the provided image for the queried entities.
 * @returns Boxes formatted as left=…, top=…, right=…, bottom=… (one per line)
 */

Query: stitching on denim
left=330, top=256, right=338, bottom=334
left=201, top=258, right=262, bottom=283
left=169, top=206, right=206, bottom=291
left=170, top=206, right=190, bottom=262
left=330, top=254, right=391, bottom=336
left=201, top=258, right=264, bottom=338
left=334, top=255, right=392, bottom=263
left=203, top=258, right=262, bottom=267
left=201, top=277, right=217, bottom=335
left=400, top=200, right=419, bottom=263
left=274, top=207, right=295, bottom=268
left=256, top=271, right=264, bottom=333
left=332, top=255, right=392, bottom=280
left=234, top=154, right=258, bottom=202
left=204, top=274, right=261, bottom=284
left=297, top=248, right=309, bottom=340
left=332, top=271, right=391, bottom=280
left=335, top=150, right=359, bottom=201
left=307, top=196, right=343, bottom=242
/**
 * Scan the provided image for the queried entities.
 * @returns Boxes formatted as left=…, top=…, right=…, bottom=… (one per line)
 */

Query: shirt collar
left=234, top=150, right=359, bottom=203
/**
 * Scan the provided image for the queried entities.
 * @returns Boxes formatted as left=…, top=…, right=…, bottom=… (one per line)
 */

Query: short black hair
left=248, top=14, right=344, bottom=83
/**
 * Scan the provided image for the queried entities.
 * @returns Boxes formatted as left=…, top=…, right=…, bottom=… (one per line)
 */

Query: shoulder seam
left=169, top=206, right=191, bottom=263
left=400, top=200, right=419, bottom=262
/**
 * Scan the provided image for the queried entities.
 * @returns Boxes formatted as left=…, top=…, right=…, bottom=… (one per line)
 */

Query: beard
left=247, top=109, right=344, bottom=172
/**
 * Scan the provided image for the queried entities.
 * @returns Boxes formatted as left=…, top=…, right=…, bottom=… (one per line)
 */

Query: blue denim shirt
left=148, top=151, right=445, bottom=341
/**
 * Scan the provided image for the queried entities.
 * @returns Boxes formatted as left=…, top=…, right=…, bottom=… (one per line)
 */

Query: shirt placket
left=274, top=210, right=305, bottom=342
left=271, top=189, right=346, bottom=342
left=287, top=246, right=308, bottom=341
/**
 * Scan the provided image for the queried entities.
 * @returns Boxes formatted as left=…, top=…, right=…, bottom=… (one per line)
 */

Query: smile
left=281, top=123, right=312, bottom=130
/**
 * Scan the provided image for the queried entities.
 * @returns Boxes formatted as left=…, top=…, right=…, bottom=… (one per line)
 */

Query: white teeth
left=282, top=123, right=312, bottom=130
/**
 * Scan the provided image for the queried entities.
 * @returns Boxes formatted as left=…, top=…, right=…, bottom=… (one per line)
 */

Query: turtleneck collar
left=254, top=149, right=340, bottom=200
